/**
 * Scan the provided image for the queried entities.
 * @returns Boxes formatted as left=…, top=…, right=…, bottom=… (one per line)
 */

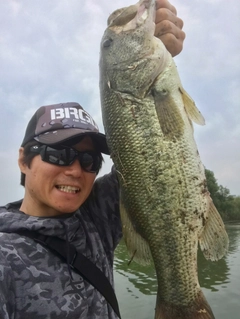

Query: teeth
left=57, top=186, right=80, bottom=194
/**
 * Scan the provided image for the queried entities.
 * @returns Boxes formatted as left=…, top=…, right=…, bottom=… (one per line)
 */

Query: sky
left=0, top=0, right=239, bottom=205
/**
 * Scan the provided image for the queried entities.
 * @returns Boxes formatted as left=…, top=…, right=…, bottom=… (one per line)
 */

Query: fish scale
left=99, top=0, right=229, bottom=318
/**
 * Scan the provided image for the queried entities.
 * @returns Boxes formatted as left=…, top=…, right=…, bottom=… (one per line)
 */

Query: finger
left=155, top=8, right=184, bottom=30
left=155, top=0, right=177, bottom=15
left=158, top=33, right=184, bottom=57
left=155, top=20, right=185, bottom=41
left=155, top=20, right=186, bottom=57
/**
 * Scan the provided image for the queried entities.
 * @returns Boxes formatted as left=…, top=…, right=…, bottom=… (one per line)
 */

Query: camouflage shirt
left=0, top=169, right=122, bottom=319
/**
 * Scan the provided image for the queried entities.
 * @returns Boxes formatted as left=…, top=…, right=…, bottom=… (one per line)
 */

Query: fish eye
left=103, top=38, right=113, bottom=48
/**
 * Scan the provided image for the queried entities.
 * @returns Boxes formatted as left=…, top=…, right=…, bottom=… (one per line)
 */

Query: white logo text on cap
left=50, top=107, right=98, bottom=129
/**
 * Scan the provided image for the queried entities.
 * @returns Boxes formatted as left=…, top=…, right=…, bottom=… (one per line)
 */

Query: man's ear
left=18, top=147, right=27, bottom=174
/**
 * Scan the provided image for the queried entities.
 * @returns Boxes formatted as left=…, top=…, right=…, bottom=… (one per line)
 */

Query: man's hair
left=20, top=140, right=104, bottom=187
left=20, top=140, right=42, bottom=186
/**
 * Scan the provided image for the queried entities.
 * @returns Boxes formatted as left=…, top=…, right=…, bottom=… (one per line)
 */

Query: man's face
left=18, top=136, right=97, bottom=217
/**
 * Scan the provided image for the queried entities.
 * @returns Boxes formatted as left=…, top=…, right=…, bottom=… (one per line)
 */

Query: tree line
left=205, top=169, right=240, bottom=221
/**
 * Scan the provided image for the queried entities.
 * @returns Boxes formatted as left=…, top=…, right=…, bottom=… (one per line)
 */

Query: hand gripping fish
left=99, top=0, right=229, bottom=318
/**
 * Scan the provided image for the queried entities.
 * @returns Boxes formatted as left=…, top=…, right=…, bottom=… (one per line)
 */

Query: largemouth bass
left=99, top=1, right=229, bottom=318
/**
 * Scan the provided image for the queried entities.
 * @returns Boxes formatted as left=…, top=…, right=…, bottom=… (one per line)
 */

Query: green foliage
left=205, top=168, right=240, bottom=221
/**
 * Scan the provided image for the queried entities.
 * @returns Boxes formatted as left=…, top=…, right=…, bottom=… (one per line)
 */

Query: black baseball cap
left=21, top=102, right=110, bottom=155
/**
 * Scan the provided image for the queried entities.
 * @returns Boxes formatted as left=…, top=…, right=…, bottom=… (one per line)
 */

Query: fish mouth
left=56, top=185, right=80, bottom=194
left=107, top=0, right=156, bottom=33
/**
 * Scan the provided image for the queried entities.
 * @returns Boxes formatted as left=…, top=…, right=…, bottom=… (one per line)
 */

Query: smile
left=56, top=186, right=80, bottom=194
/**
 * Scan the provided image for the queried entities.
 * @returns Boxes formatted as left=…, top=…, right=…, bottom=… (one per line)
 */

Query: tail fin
left=155, top=290, right=215, bottom=319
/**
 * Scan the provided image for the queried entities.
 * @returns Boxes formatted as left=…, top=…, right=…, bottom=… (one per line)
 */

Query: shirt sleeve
left=0, top=247, right=15, bottom=319
left=84, top=166, right=122, bottom=253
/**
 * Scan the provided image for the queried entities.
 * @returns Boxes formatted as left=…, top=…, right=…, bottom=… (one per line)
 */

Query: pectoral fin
left=179, top=87, right=205, bottom=125
left=120, top=199, right=152, bottom=265
left=199, top=198, right=229, bottom=261
left=152, top=87, right=185, bottom=139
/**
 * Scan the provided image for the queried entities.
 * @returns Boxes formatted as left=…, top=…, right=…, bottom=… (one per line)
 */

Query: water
left=114, top=223, right=240, bottom=319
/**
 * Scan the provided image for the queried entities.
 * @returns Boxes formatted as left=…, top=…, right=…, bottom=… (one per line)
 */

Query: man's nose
left=63, top=159, right=83, bottom=177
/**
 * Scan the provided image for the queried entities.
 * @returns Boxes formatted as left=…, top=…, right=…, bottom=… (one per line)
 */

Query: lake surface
left=114, top=223, right=240, bottom=319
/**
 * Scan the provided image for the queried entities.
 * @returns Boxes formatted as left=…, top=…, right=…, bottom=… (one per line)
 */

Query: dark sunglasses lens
left=44, top=147, right=75, bottom=166
left=79, top=152, right=99, bottom=172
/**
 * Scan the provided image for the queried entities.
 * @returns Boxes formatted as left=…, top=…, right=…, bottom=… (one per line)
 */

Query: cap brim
left=34, top=128, right=110, bottom=155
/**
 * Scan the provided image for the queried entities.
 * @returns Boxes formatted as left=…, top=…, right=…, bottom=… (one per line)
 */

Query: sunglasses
left=30, top=145, right=102, bottom=173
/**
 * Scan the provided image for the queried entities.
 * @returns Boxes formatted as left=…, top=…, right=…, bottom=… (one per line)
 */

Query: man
left=0, top=1, right=185, bottom=318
